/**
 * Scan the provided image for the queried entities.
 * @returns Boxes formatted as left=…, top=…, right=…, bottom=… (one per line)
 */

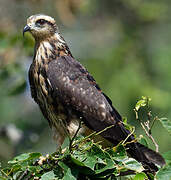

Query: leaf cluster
left=0, top=97, right=171, bottom=180
left=0, top=134, right=171, bottom=180
left=0, top=137, right=145, bottom=180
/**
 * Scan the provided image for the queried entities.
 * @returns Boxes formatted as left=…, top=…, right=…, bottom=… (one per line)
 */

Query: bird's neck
left=34, top=33, right=72, bottom=64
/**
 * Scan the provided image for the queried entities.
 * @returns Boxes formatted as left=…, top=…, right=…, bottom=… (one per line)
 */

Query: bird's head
left=23, top=14, right=57, bottom=40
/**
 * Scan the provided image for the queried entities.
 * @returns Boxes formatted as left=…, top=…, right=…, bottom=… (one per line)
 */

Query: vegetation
left=0, top=97, right=170, bottom=179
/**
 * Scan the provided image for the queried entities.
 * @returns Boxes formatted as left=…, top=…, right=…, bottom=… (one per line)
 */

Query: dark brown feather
left=46, top=55, right=165, bottom=173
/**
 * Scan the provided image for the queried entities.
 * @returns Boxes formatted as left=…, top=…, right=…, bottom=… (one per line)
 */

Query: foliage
left=159, top=118, right=171, bottom=135
left=0, top=138, right=148, bottom=180
left=134, top=96, right=171, bottom=152
left=0, top=136, right=170, bottom=180
left=0, top=0, right=171, bottom=162
left=0, top=97, right=171, bottom=180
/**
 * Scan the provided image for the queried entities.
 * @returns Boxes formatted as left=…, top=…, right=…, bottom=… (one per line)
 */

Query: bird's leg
left=69, top=118, right=82, bottom=151
left=52, top=125, right=68, bottom=152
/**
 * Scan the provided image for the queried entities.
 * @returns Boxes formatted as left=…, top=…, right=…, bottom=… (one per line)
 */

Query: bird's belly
left=35, top=80, right=69, bottom=140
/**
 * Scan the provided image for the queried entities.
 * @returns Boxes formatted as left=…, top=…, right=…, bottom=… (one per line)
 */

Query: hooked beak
left=23, top=25, right=30, bottom=36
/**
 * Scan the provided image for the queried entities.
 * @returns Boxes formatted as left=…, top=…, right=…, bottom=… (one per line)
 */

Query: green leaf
left=28, top=152, right=42, bottom=160
left=8, top=152, right=41, bottom=164
left=41, top=171, right=55, bottom=180
left=156, top=164, right=171, bottom=180
left=8, top=153, right=30, bottom=164
left=133, top=172, right=148, bottom=180
left=70, top=155, right=85, bottom=167
left=162, top=151, right=171, bottom=164
left=62, top=168, right=77, bottom=180
left=58, top=162, right=77, bottom=180
left=53, top=166, right=63, bottom=179
left=71, top=149, right=98, bottom=170
left=13, top=171, right=23, bottom=180
left=58, top=161, right=69, bottom=173
left=138, top=136, right=149, bottom=147
left=123, top=158, right=144, bottom=173
left=11, top=164, right=22, bottom=172
left=95, top=158, right=115, bottom=174
left=41, top=171, right=56, bottom=180
left=90, top=144, right=108, bottom=159
left=159, top=118, right=171, bottom=135
left=28, top=165, right=42, bottom=173
left=0, top=176, right=7, bottom=180
left=109, top=145, right=127, bottom=161
left=135, top=99, right=146, bottom=111
left=135, top=96, right=151, bottom=111
left=122, top=117, right=127, bottom=124
left=83, top=156, right=98, bottom=170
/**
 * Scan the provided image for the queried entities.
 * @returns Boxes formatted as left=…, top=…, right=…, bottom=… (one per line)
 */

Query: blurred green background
left=0, top=0, right=170, bottom=164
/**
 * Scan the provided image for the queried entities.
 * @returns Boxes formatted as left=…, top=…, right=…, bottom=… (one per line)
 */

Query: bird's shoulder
left=47, top=55, right=101, bottom=94
left=47, top=55, right=122, bottom=122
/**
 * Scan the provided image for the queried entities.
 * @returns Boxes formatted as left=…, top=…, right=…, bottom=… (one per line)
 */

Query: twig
left=73, top=124, right=115, bottom=146
left=69, top=120, right=82, bottom=151
left=134, top=109, right=139, bottom=121
left=119, top=170, right=135, bottom=176
left=73, top=131, right=96, bottom=146
left=95, top=124, right=115, bottom=136
left=122, top=127, right=135, bottom=145
left=149, top=116, right=158, bottom=134
left=18, top=169, right=29, bottom=180
left=134, top=103, right=159, bottom=152
left=0, top=169, right=8, bottom=178
left=140, top=121, right=159, bottom=152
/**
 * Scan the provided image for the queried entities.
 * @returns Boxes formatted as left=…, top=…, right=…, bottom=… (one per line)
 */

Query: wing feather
left=47, top=56, right=132, bottom=144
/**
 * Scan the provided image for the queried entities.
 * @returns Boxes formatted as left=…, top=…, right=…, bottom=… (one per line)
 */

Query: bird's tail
left=126, top=142, right=165, bottom=173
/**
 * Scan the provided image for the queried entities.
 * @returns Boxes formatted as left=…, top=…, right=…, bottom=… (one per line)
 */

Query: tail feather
left=136, top=142, right=165, bottom=167
left=103, top=116, right=166, bottom=172
left=126, top=142, right=165, bottom=173
left=107, top=109, right=166, bottom=172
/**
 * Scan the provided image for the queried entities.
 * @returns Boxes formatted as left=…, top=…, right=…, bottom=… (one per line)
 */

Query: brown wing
left=47, top=56, right=133, bottom=145
left=29, top=62, right=52, bottom=126
left=29, top=62, right=37, bottom=100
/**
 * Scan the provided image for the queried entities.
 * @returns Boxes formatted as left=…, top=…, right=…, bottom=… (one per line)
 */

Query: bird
left=23, top=14, right=165, bottom=173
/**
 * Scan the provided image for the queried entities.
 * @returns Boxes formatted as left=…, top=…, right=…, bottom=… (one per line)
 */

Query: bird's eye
left=36, top=19, right=46, bottom=25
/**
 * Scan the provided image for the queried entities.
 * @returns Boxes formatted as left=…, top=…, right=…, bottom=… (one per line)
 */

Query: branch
left=69, top=120, right=82, bottom=151
left=134, top=97, right=159, bottom=152
left=140, top=121, right=159, bottom=152
left=119, top=170, right=135, bottom=176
